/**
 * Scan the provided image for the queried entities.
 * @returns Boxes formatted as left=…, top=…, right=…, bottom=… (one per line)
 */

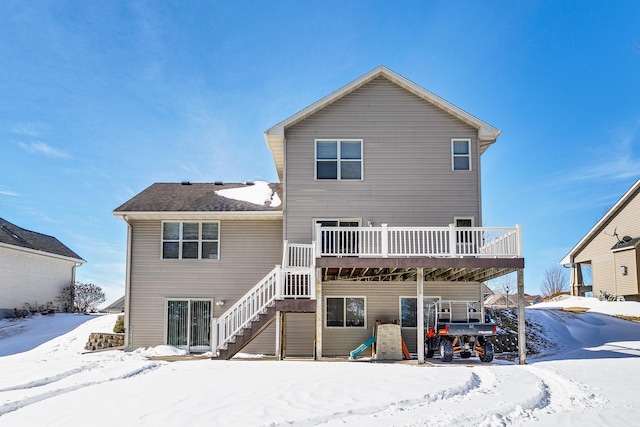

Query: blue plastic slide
left=349, top=336, right=376, bottom=360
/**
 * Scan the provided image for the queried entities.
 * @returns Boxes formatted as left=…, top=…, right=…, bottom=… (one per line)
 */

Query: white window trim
left=164, top=298, right=213, bottom=349
left=399, top=296, right=440, bottom=328
left=453, top=217, right=474, bottom=227
left=314, top=139, right=364, bottom=181
left=161, top=221, right=220, bottom=260
left=451, top=138, right=472, bottom=171
left=313, top=218, right=362, bottom=239
left=324, top=296, right=367, bottom=328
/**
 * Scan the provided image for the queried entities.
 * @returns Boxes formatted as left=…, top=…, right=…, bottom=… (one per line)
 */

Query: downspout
left=71, top=261, right=82, bottom=312
left=476, top=137, right=483, bottom=227
left=282, top=136, right=287, bottom=242
left=122, top=215, right=133, bottom=351
left=71, top=262, right=80, bottom=283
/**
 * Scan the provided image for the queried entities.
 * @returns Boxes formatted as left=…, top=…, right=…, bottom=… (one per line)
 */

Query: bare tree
left=58, top=282, right=106, bottom=313
left=541, top=267, right=569, bottom=298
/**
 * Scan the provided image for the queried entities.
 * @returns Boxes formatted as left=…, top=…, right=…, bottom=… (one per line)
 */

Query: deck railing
left=215, top=243, right=315, bottom=352
left=315, top=223, right=522, bottom=258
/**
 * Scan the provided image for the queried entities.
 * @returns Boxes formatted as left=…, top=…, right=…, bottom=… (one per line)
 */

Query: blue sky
left=1, top=1, right=639, bottom=304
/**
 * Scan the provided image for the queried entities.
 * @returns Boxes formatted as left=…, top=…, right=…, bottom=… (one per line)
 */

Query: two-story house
left=113, top=66, right=525, bottom=362
left=561, top=178, right=640, bottom=300
left=0, top=217, right=85, bottom=318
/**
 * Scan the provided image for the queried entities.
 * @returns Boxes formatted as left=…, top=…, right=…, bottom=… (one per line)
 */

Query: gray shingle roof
left=0, top=218, right=84, bottom=261
left=611, top=236, right=640, bottom=251
left=113, top=182, right=283, bottom=213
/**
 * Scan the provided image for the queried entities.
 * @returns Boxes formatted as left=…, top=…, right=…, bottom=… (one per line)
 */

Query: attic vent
left=245, top=181, right=254, bottom=186
left=214, top=181, right=224, bottom=186
left=623, top=235, right=633, bottom=243
left=181, top=181, right=192, bottom=185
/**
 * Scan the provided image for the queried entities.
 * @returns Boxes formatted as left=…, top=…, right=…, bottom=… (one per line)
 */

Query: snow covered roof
left=264, top=66, right=502, bottom=180
left=113, top=182, right=283, bottom=221
left=0, top=217, right=84, bottom=262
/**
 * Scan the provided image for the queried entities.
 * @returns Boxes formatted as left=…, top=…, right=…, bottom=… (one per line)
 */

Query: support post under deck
left=517, top=268, right=526, bottom=365
left=417, top=268, right=425, bottom=363
left=314, top=267, right=323, bottom=360
left=275, top=310, right=285, bottom=360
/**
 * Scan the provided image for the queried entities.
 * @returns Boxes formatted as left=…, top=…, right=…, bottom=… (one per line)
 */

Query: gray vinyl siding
left=127, top=218, right=283, bottom=350
left=284, top=77, right=481, bottom=243
left=0, top=246, right=76, bottom=315
left=242, top=312, right=315, bottom=357
left=321, top=280, right=482, bottom=356
left=573, top=190, right=640, bottom=297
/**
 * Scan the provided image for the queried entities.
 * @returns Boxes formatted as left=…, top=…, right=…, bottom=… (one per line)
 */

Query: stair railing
left=215, top=266, right=281, bottom=352
left=214, top=242, right=316, bottom=354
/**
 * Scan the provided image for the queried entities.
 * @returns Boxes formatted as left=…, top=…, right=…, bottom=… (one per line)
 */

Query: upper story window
left=452, top=139, right=471, bottom=171
left=162, top=221, right=219, bottom=260
left=315, top=139, right=362, bottom=180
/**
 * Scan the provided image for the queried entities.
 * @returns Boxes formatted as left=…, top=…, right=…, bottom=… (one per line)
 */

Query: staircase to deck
left=212, top=242, right=315, bottom=360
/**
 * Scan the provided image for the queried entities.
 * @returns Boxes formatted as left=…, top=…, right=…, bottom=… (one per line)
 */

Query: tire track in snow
left=266, top=370, right=487, bottom=427
left=402, top=365, right=607, bottom=427
left=421, top=365, right=606, bottom=427
left=273, top=363, right=606, bottom=427
left=0, top=362, right=161, bottom=417
left=0, top=362, right=100, bottom=392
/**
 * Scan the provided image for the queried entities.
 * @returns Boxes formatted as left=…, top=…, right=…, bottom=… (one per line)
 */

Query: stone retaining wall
left=85, top=332, right=125, bottom=351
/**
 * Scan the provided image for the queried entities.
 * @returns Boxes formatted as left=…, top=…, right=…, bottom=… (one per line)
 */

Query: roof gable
left=561, top=178, right=640, bottom=264
left=264, top=66, right=502, bottom=180
left=0, top=218, right=84, bottom=262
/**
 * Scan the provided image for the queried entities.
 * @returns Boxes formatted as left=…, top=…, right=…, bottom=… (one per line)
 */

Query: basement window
left=325, top=297, right=365, bottom=328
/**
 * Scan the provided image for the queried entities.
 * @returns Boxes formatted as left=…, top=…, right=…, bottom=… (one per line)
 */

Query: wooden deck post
left=275, top=310, right=283, bottom=360
left=417, top=268, right=425, bottom=363
left=517, top=268, right=526, bottom=365
left=314, top=267, right=323, bottom=360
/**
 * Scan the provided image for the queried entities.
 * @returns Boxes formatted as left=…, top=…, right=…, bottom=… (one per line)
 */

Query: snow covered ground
left=1, top=296, right=639, bottom=426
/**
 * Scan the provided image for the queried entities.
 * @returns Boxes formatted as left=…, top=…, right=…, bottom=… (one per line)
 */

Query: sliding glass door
left=166, top=299, right=212, bottom=352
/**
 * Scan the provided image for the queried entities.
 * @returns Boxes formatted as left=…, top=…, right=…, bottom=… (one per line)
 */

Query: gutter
left=0, top=242, right=86, bottom=264
left=122, top=215, right=133, bottom=351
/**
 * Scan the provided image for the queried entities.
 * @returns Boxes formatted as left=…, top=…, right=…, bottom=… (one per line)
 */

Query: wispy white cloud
left=177, top=163, right=207, bottom=181
left=12, top=122, right=45, bottom=137
left=557, top=121, right=640, bottom=185
left=19, top=142, right=71, bottom=159
left=0, top=190, right=20, bottom=196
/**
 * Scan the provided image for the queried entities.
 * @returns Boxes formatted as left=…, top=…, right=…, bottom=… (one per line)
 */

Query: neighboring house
left=113, top=66, right=524, bottom=361
left=0, top=217, right=85, bottom=318
left=101, top=295, right=125, bottom=313
left=525, top=294, right=543, bottom=306
left=561, top=178, right=640, bottom=301
left=484, top=293, right=518, bottom=308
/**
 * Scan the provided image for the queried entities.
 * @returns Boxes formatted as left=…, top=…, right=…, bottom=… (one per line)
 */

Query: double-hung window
left=451, top=139, right=471, bottom=171
left=162, top=221, right=219, bottom=259
left=315, top=139, right=362, bottom=180
left=325, top=297, right=365, bottom=327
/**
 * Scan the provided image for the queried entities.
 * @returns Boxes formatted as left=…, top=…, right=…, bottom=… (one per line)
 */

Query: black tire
left=439, top=339, right=453, bottom=362
left=479, top=341, right=494, bottom=363
left=425, top=345, right=435, bottom=358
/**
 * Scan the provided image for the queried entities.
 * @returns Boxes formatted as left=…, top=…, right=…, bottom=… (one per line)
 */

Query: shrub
left=113, top=316, right=125, bottom=333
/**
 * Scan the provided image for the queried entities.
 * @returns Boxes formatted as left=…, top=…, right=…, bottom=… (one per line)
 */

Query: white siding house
left=0, top=218, right=85, bottom=318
